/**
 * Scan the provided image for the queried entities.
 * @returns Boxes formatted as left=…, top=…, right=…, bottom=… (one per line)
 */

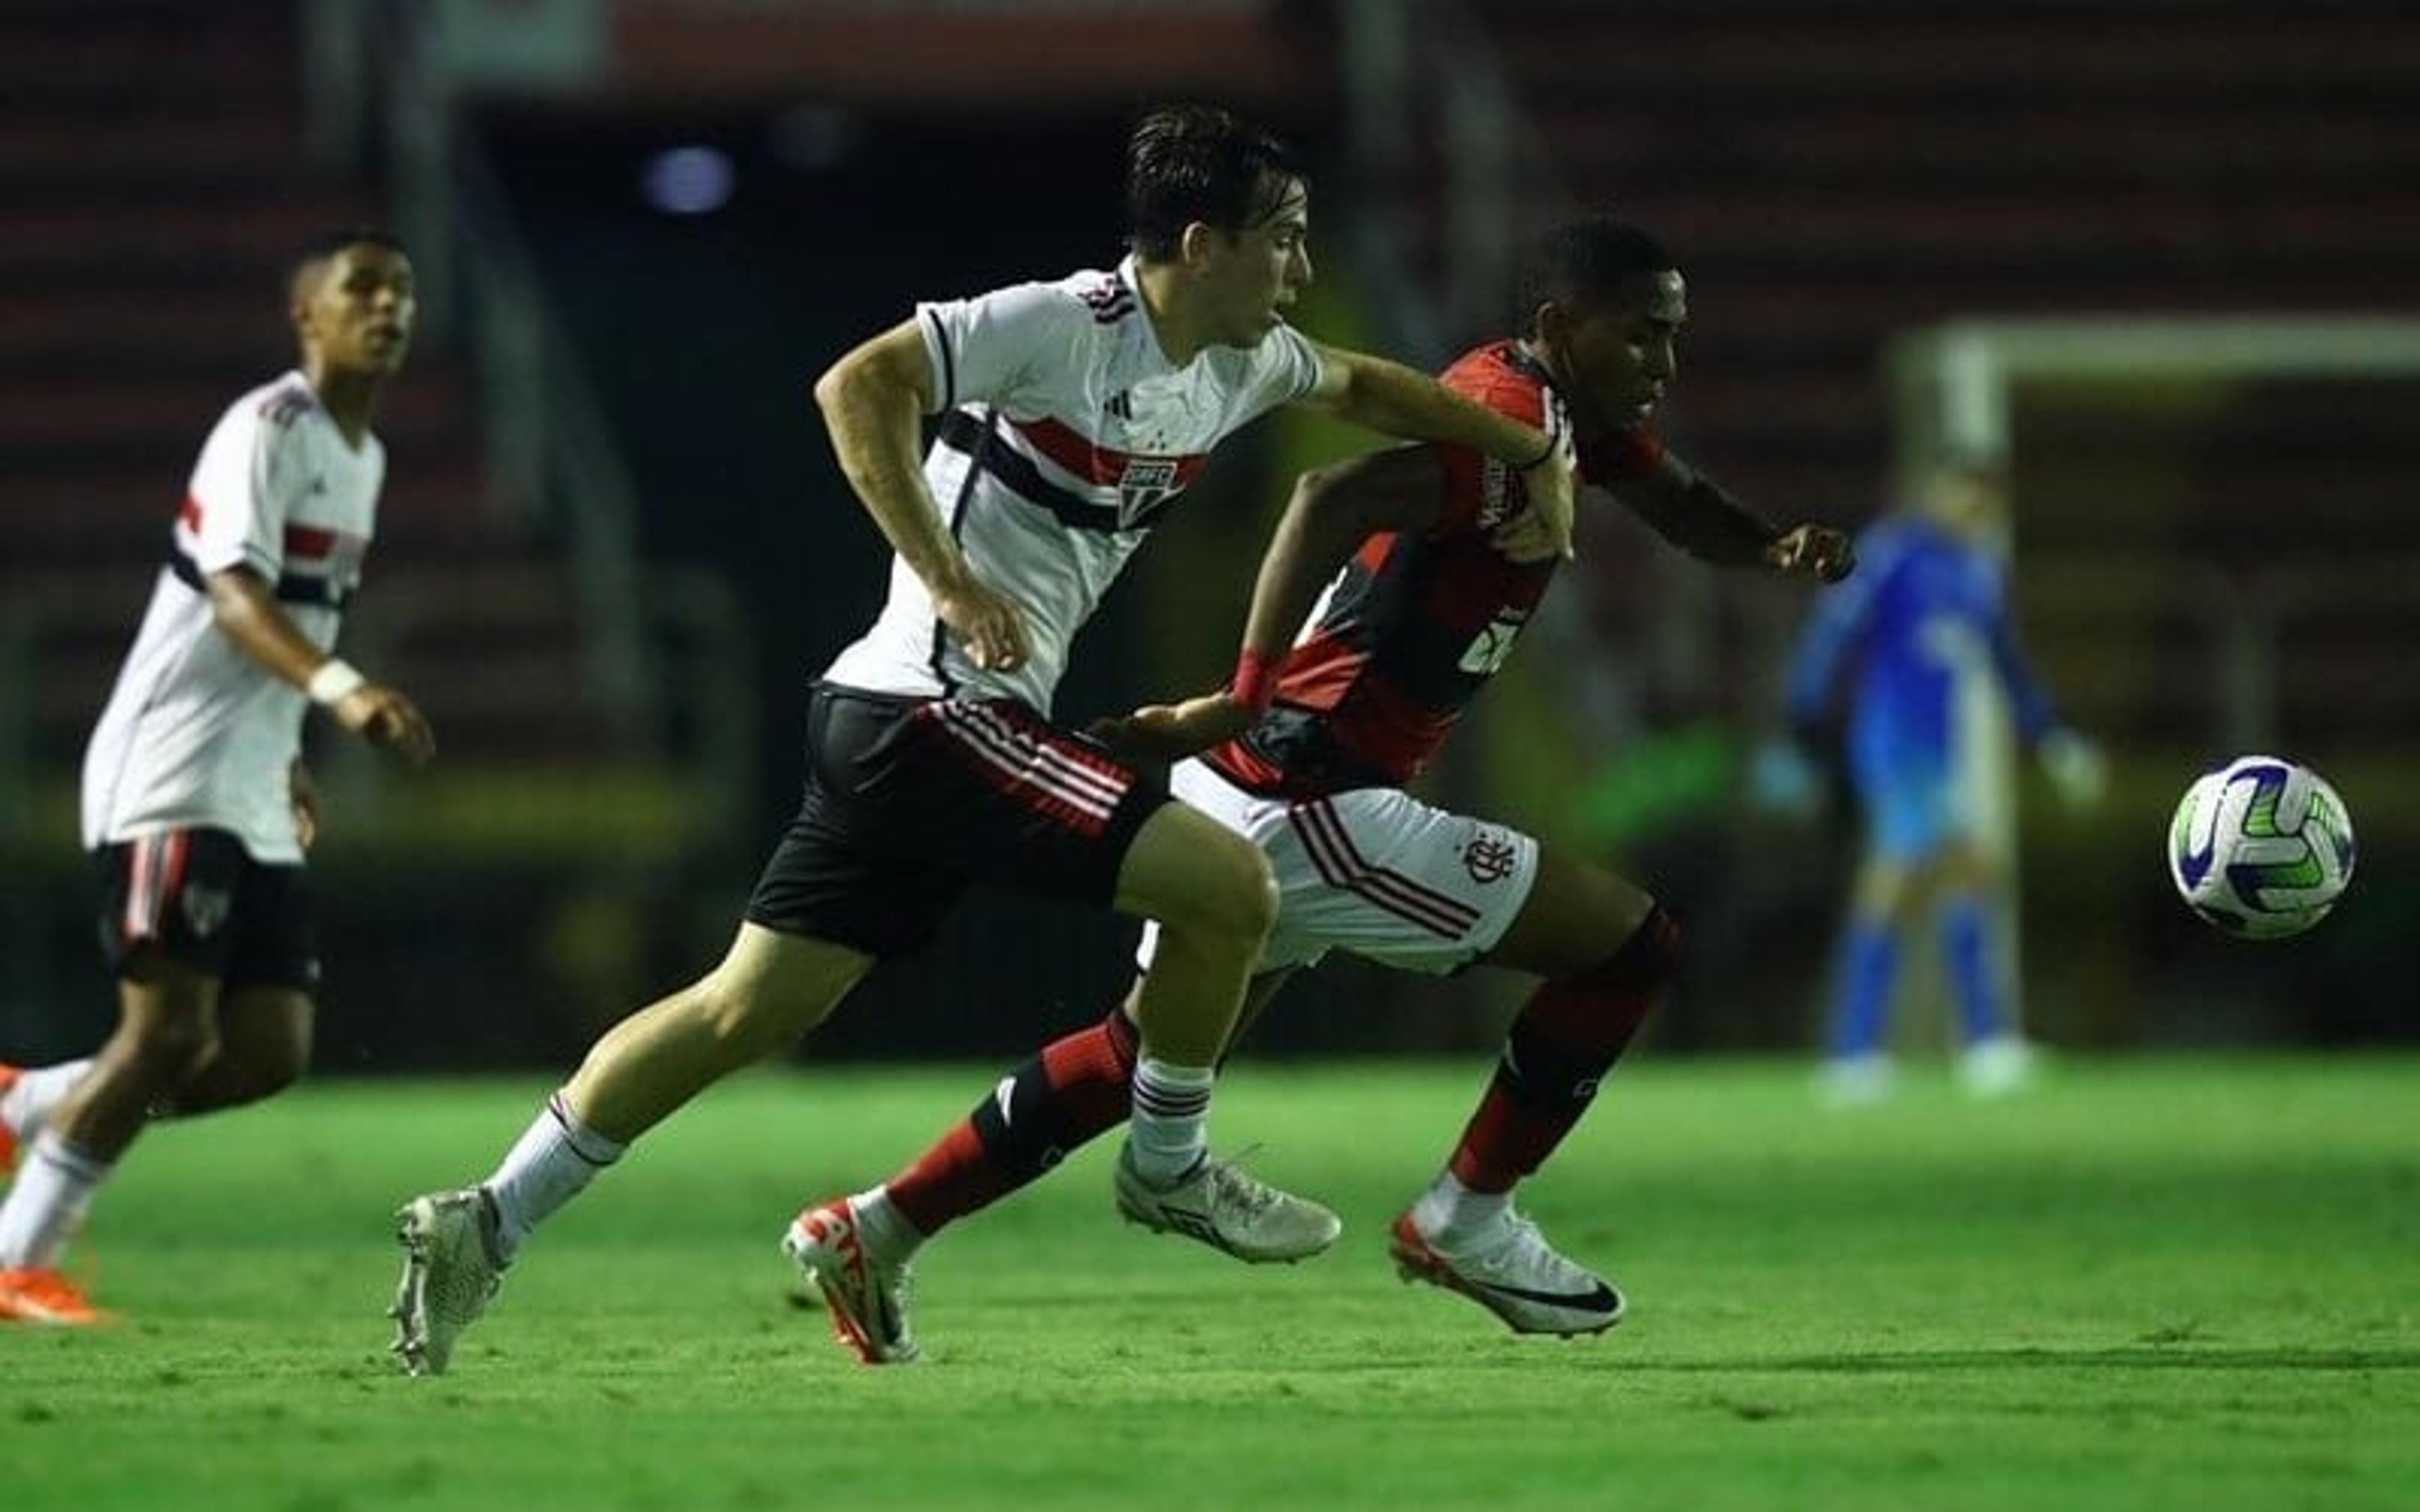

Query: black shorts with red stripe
left=91, top=827, right=320, bottom=990
left=745, top=683, right=1171, bottom=958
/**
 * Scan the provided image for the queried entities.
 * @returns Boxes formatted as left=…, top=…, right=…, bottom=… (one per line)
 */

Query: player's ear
left=288, top=260, right=324, bottom=339
left=1530, top=300, right=1567, bottom=348
left=1178, top=220, right=1221, bottom=270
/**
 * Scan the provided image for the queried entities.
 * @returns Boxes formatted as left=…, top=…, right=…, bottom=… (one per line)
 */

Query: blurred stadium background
left=3, top=0, right=2414, bottom=1078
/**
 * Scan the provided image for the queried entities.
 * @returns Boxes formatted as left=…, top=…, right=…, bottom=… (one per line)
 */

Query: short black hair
left=1519, top=217, right=1676, bottom=331
left=289, top=227, right=408, bottom=299
left=1125, top=105, right=1305, bottom=263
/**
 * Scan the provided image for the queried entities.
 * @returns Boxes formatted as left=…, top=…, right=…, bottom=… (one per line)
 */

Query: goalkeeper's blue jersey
left=1783, top=513, right=2058, bottom=771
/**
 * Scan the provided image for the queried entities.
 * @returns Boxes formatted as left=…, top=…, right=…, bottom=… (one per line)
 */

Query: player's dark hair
left=289, top=227, right=408, bottom=299
left=1126, top=105, right=1305, bottom=263
left=1519, top=218, right=1676, bottom=331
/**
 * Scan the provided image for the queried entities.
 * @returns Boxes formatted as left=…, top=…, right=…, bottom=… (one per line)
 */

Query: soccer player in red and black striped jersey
left=807, top=219, right=1854, bottom=1349
left=0, top=232, right=432, bottom=1326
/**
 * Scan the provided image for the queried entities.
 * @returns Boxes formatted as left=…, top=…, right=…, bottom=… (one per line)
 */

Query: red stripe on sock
left=1040, top=1012, right=1139, bottom=1129
left=885, top=1011, right=1139, bottom=1237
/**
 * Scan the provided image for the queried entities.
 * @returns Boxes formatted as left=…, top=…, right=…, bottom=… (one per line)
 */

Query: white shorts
left=1138, top=757, right=1541, bottom=977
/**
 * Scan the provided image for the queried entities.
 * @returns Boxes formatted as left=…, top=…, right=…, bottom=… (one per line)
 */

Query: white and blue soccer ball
left=2167, top=755, right=2356, bottom=939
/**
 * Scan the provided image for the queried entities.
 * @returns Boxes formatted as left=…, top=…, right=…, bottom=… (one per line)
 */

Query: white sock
left=1, top=1058, right=96, bottom=1140
left=850, top=1187, right=922, bottom=1266
left=0, top=1129, right=112, bottom=1270
left=1126, top=1058, right=1215, bottom=1186
left=1411, top=1169, right=1511, bottom=1249
left=482, top=1091, right=625, bottom=1264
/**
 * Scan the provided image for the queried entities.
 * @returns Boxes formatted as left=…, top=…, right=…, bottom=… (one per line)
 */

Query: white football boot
left=1113, top=1147, right=1342, bottom=1263
left=782, top=1196, right=919, bottom=1365
left=390, top=1188, right=505, bottom=1377
left=1388, top=1208, right=1624, bottom=1336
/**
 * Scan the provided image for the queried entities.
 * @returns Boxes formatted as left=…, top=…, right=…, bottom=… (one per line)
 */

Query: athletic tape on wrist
left=307, top=659, right=366, bottom=706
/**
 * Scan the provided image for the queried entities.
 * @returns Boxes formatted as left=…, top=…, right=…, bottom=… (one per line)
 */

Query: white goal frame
left=1884, top=316, right=2420, bottom=1029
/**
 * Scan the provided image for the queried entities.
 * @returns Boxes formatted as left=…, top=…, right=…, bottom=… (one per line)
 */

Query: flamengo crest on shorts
left=1137, top=759, right=1541, bottom=978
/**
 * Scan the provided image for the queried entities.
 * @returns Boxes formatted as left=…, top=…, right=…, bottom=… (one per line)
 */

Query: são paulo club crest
left=180, top=883, right=233, bottom=939
left=1116, top=457, right=1180, bottom=529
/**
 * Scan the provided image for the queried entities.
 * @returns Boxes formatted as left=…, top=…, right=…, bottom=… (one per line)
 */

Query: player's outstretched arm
left=1091, top=445, right=1446, bottom=762
left=205, top=566, right=433, bottom=765
left=1614, top=450, right=1853, bottom=581
left=1297, top=343, right=1575, bottom=563
left=814, top=319, right=1031, bottom=672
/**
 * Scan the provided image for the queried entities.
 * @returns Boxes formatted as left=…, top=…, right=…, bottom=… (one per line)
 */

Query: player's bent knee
left=692, top=971, right=843, bottom=1061
left=1179, top=832, right=1279, bottom=946
left=248, top=1060, right=306, bottom=1101
left=691, top=926, right=864, bottom=1055
left=1567, top=904, right=1682, bottom=995
left=125, top=1014, right=221, bottom=1084
left=248, top=1034, right=311, bottom=1097
left=1234, top=846, right=1281, bottom=941
left=689, top=980, right=798, bottom=1058
left=1124, top=806, right=1277, bottom=946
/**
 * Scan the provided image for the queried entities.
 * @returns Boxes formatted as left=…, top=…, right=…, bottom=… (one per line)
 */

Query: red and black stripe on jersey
left=936, top=410, right=1208, bottom=536
left=168, top=495, right=359, bottom=608
left=1202, top=340, right=1661, bottom=799
left=1078, top=274, right=1136, bottom=324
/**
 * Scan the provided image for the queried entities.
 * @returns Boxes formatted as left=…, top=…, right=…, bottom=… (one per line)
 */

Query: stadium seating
left=1475, top=0, right=2420, bottom=752
left=0, top=1, right=625, bottom=774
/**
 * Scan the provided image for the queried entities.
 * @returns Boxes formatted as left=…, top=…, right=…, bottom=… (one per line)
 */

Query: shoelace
left=429, top=1208, right=502, bottom=1315
left=1204, top=1154, right=1287, bottom=1218
left=1456, top=1210, right=1554, bottom=1278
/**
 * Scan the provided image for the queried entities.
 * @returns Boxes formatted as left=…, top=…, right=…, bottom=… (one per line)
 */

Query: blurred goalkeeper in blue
left=1769, top=449, right=2102, bottom=1101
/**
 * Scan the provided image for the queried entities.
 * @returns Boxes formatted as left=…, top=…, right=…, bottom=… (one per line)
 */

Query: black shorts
left=745, top=684, right=1171, bottom=958
left=92, top=827, right=321, bottom=992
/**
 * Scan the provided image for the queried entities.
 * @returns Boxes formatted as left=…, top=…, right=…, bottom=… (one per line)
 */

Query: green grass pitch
left=6, top=1057, right=2415, bottom=1509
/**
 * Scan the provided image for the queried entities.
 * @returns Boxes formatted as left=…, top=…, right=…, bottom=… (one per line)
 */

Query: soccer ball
left=2167, top=755, right=2356, bottom=939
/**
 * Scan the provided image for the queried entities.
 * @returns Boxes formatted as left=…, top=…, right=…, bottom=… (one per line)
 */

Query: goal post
left=1884, top=316, right=2420, bottom=1037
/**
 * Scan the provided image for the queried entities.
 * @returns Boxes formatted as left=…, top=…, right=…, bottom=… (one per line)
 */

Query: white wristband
left=307, top=659, right=367, bottom=706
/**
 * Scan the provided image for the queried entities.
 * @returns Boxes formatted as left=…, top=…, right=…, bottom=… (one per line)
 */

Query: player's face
left=1928, top=466, right=2007, bottom=535
left=1550, top=269, right=1686, bottom=437
left=296, top=244, right=417, bottom=377
left=1199, top=175, right=1312, bottom=346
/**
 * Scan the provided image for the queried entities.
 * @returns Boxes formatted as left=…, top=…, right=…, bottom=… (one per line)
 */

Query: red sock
left=885, top=1009, right=1138, bottom=1237
left=1449, top=908, right=1680, bottom=1193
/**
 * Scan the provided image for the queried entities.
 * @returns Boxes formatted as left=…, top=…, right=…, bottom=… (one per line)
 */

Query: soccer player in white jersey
left=389, top=105, right=1579, bottom=1374
left=0, top=232, right=432, bottom=1326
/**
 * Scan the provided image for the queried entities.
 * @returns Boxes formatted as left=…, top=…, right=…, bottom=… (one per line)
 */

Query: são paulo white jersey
left=821, top=254, right=1323, bottom=714
left=81, top=370, right=383, bottom=864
